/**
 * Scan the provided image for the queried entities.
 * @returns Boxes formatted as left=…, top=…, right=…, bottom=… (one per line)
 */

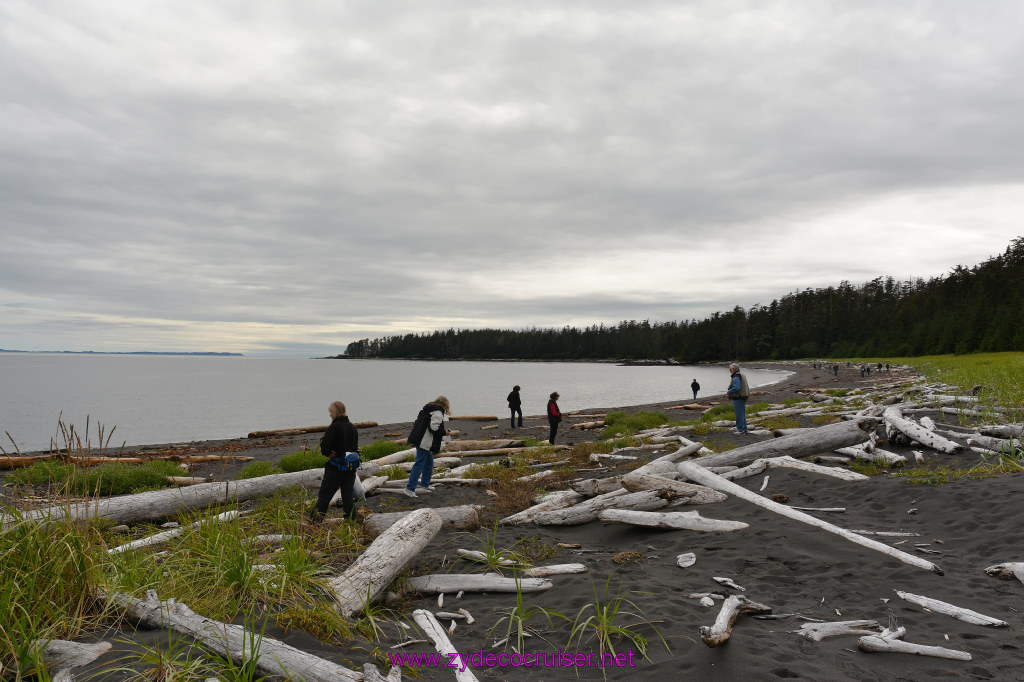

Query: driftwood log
left=404, top=573, right=553, bottom=594
left=619, top=473, right=727, bottom=504
left=858, top=634, right=971, bottom=661
left=2, top=470, right=324, bottom=529
left=883, top=408, right=961, bottom=453
left=500, top=490, right=584, bottom=526
left=793, top=620, right=881, bottom=641
left=719, top=456, right=869, bottom=482
left=105, top=589, right=365, bottom=681
left=329, top=508, right=442, bottom=618
left=247, top=422, right=376, bottom=438
left=363, top=505, right=480, bottom=537
left=895, top=590, right=1008, bottom=627
left=984, top=562, right=1024, bottom=585
left=523, top=563, right=588, bottom=577
left=677, top=462, right=943, bottom=574
left=699, top=595, right=772, bottom=647
left=692, top=419, right=876, bottom=468
left=533, top=488, right=697, bottom=526
left=412, top=610, right=479, bottom=682
left=598, top=509, right=748, bottom=532
left=108, top=511, right=238, bottom=555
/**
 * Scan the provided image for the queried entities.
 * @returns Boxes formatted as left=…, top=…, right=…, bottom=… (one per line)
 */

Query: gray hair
left=729, top=363, right=739, bottom=372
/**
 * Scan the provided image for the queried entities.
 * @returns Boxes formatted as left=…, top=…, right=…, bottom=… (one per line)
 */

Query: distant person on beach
left=833, top=365, right=838, bottom=376
left=507, top=385, right=523, bottom=429
left=309, top=400, right=360, bottom=522
left=726, top=363, right=750, bottom=434
left=404, top=396, right=451, bottom=498
left=547, top=392, right=562, bottom=444
left=690, top=379, right=700, bottom=399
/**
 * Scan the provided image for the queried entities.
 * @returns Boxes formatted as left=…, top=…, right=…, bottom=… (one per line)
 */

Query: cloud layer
left=2, top=1, right=1022, bottom=354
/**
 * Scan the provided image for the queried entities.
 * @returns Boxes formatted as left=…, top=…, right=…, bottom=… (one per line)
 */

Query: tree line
left=343, top=237, right=1024, bottom=362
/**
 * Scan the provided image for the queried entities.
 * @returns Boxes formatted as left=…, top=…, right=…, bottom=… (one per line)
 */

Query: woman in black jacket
left=547, top=391, right=562, bottom=444
left=507, top=385, right=523, bottom=429
left=309, top=400, right=359, bottom=522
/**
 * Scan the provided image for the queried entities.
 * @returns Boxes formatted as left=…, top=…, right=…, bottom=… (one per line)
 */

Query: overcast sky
left=2, top=1, right=1022, bottom=356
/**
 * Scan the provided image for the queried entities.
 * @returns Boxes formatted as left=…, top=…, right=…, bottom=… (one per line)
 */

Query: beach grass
left=9, top=459, right=184, bottom=496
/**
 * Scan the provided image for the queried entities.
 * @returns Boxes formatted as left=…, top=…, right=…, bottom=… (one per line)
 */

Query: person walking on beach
left=507, top=385, right=523, bottom=429
left=309, top=401, right=360, bottom=522
left=547, top=392, right=562, bottom=444
left=690, top=379, right=701, bottom=400
left=404, top=396, right=451, bottom=498
left=726, top=363, right=750, bottom=434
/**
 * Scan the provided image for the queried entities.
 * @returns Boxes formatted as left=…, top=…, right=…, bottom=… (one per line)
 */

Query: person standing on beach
left=404, top=396, right=451, bottom=498
left=309, top=401, right=360, bottom=522
left=547, top=392, right=562, bottom=444
left=726, top=363, right=750, bottom=434
left=690, top=379, right=701, bottom=400
left=507, top=385, right=523, bottom=429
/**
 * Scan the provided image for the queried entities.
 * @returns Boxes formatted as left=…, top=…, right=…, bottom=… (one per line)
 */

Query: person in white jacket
left=404, top=396, right=451, bottom=497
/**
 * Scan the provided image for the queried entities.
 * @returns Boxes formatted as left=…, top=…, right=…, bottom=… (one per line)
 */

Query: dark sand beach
left=10, top=362, right=1024, bottom=681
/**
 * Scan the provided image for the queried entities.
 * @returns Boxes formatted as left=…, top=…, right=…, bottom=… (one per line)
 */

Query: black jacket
left=507, top=390, right=521, bottom=408
left=547, top=399, right=562, bottom=424
left=320, top=416, right=358, bottom=461
left=407, top=402, right=446, bottom=453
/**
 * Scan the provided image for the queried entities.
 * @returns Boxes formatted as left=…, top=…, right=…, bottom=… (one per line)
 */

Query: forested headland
left=344, top=238, right=1024, bottom=363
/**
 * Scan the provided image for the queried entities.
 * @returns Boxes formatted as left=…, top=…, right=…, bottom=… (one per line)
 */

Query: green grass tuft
left=236, top=461, right=282, bottom=479
left=277, top=448, right=327, bottom=472
left=360, top=440, right=409, bottom=461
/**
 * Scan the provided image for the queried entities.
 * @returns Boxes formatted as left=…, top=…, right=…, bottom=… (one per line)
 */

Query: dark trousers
left=548, top=420, right=559, bottom=444
left=510, top=406, right=523, bottom=428
left=311, top=466, right=356, bottom=520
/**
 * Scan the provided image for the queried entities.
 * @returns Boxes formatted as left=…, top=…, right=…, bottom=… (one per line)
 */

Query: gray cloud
left=1, top=1, right=1022, bottom=354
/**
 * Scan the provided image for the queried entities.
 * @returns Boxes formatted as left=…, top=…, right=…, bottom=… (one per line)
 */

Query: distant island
left=0, top=349, right=243, bottom=356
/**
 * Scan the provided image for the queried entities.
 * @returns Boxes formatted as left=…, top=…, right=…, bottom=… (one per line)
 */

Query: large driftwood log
left=619, top=473, right=728, bottom=504
left=108, top=511, right=238, bottom=554
left=105, top=589, right=364, bottom=680
left=523, top=563, right=588, bottom=577
left=2, top=470, right=324, bottom=529
left=329, top=508, right=443, bottom=618
left=411, top=610, right=479, bottom=682
left=571, top=476, right=625, bottom=497
left=598, top=509, right=748, bottom=532
left=391, top=456, right=461, bottom=471
left=984, top=562, right=1024, bottom=585
left=677, top=462, right=943, bottom=574
left=363, top=506, right=480, bottom=537
left=834, top=445, right=906, bottom=465
left=691, top=419, right=876, bottom=469
left=699, top=595, right=772, bottom=647
left=721, top=456, right=869, bottom=482
left=404, top=573, right=552, bottom=594
left=895, top=591, right=1008, bottom=627
left=967, top=435, right=1021, bottom=453
left=883, top=408, right=961, bottom=453
left=247, top=422, right=376, bottom=438
left=37, top=639, right=113, bottom=680
left=793, top=620, right=881, bottom=641
left=449, top=415, right=498, bottom=421
left=500, top=490, right=584, bottom=525
left=980, top=424, right=1024, bottom=439
left=444, top=439, right=523, bottom=451
left=858, top=634, right=971, bottom=660
left=533, top=488, right=696, bottom=526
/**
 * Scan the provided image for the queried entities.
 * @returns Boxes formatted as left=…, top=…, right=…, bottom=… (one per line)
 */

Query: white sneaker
left=418, top=485, right=435, bottom=492
left=403, top=489, right=418, bottom=498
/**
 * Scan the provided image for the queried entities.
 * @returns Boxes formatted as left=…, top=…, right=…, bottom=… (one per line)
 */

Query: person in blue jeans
left=726, top=363, right=749, bottom=434
left=404, top=396, right=451, bottom=498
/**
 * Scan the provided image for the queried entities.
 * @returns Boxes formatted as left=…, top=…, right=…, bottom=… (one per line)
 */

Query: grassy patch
left=759, top=415, right=800, bottom=430
left=781, top=397, right=806, bottom=407
left=888, top=462, right=1015, bottom=486
left=823, top=389, right=849, bottom=397
left=746, top=401, right=771, bottom=416
left=701, top=438, right=737, bottom=454
left=236, top=461, right=282, bottom=479
left=9, top=459, right=185, bottom=496
left=600, top=411, right=668, bottom=438
left=700, top=404, right=735, bottom=422
left=277, top=448, right=327, bottom=472
left=360, top=440, right=409, bottom=461
left=811, top=414, right=843, bottom=425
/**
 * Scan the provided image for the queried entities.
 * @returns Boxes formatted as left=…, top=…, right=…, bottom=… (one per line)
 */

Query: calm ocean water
left=0, top=355, right=791, bottom=453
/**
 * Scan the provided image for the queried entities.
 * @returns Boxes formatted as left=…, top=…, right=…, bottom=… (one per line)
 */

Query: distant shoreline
left=0, top=350, right=243, bottom=356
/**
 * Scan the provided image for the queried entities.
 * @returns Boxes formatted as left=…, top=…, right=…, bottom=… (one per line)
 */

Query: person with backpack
left=547, top=391, right=562, bottom=444
left=726, top=363, right=750, bottom=434
left=405, top=396, right=451, bottom=498
left=507, top=385, right=523, bottom=429
left=309, top=400, right=360, bottom=522
left=690, top=378, right=701, bottom=400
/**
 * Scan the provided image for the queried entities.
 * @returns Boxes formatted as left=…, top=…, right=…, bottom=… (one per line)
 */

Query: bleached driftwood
left=37, top=639, right=113, bottom=680
left=589, top=452, right=637, bottom=463
left=108, top=511, right=238, bottom=554
left=692, top=418, right=876, bottom=468
left=699, top=595, right=772, bottom=647
left=523, top=563, right=588, bottom=577
left=572, top=420, right=605, bottom=430
left=443, top=439, right=522, bottom=451
left=364, top=505, right=479, bottom=538
left=719, top=456, right=869, bottom=482
left=106, top=589, right=364, bottom=681
left=247, top=422, right=376, bottom=438
left=456, top=548, right=520, bottom=568
left=849, top=530, right=921, bottom=537
left=984, top=562, right=1024, bottom=585
left=500, top=490, right=584, bottom=526
left=619, top=473, right=728, bottom=504
left=165, top=476, right=209, bottom=486
left=621, top=442, right=705, bottom=481
left=793, top=620, right=881, bottom=641
left=598, top=509, right=748, bottom=532
left=533, top=488, right=695, bottom=526
left=571, top=476, right=624, bottom=497
left=329, top=508, right=443, bottom=618
left=967, top=435, right=1021, bottom=453
left=677, top=553, right=696, bottom=568
left=411, top=610, right=479, bottom=682
left=895, top=591, right=1008, bottom=627
left=677, top=462, right=943, bottom=574
left=834, top=445, right=906, bottom=465
left=3, top=470, right=325, bottom=530
left=883, top=407, right=961, bottom=453
left=858, top=634, right=971, bottom=661
left=391, top=457, right=461, bottom=471
left=380, top=477, right=491, bottom=488
left=979, top=424, right=1024, bottom=439
left=405, top=573, right=552, bottom=594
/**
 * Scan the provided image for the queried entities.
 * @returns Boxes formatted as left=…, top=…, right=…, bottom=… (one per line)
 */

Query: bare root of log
left=984, top=562, right=1024, bottom=585
left=699, top=595, right=772, bottom=647
left=793, top=620, right=881, bottom=641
